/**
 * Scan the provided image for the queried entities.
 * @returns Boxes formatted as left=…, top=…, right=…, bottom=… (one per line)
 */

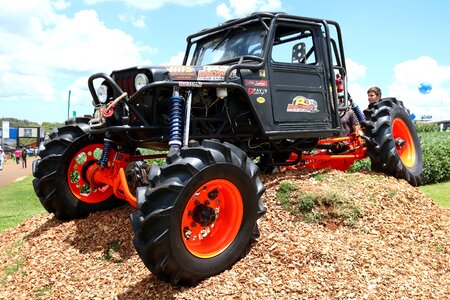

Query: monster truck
left=32, top=12, right=423, bottom=285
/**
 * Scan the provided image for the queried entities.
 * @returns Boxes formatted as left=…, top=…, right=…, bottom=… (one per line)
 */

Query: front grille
left=115, top=76, right=135, bottom=96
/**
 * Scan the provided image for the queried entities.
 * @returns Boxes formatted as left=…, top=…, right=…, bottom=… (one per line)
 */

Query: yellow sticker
left=257, top=97, right=265, bottom=104
left=259, top=70, right=266, bottom=77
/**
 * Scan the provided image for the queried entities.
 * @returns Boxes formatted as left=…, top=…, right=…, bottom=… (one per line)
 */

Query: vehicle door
left=269, top=22, right=335, bottom=133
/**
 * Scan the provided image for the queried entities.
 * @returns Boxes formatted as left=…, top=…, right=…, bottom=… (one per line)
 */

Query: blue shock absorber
left=352, top=104, right=366, bottom=122
left=99, top=139, right=113, bottom=167
left=169, top=92, right=184, bottom=150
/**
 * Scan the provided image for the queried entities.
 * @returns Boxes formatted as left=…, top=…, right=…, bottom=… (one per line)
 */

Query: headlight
left=96, top=84, right=108, bottom=103
left=135, top=73, right=149, bottom=91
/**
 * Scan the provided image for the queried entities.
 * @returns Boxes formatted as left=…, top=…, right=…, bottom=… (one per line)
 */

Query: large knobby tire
left=131, top=140, right=266, bottom=285
left=365, top=98, right=424, bottom=186
left=32, top=120, right=124, bottom=220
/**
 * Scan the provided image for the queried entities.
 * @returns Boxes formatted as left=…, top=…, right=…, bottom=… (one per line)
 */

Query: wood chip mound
left=1, top=170, right=449, bottom=299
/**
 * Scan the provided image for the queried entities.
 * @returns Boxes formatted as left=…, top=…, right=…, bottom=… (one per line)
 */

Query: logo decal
left=247, top=88, right=268, bottom=95
left=197, top=66, right=236, bottom=81
left=179, top=81, right=202, bottom=87
left=167, top=66, right=197, bottom=80
left=287, top=96, right=319, bottom=113
left=245, top=79, right=268, bottom=87
left=259, top=70, right=266, bottom=77
left=256, top=97, right=265, bottom=104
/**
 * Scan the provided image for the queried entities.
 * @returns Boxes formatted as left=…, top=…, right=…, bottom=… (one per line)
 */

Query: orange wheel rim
left=181, top=179, right=243, bottom=258
left=67, top=143, right=114, bottom=203
left=392, top=118, right=416, bottom=168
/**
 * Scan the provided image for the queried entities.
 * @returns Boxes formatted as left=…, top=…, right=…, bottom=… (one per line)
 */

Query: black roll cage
left=183, top=12, right=347, bottom=122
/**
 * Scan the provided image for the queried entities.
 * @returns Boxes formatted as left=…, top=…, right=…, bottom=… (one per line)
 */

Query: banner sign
left=2, top=121, right=9, bottom=139
left=19, top=127, right=38, bottom=138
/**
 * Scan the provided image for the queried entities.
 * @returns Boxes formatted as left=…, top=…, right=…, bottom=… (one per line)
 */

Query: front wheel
left=131, top=140, right=266, bottom=285
left=365, top=98, right=424, bottom=186
left=32, top=121, right=124, bottom=220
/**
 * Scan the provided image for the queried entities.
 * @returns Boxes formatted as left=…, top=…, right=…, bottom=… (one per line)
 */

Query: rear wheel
left=365, top=98, right=424, bottom=186
left=131, top=140, right=266, bottom=285
left=32, top=120, right=124, bottom=220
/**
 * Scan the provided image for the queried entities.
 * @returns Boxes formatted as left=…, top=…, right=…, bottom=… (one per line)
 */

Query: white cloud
left=216, top=0, right=282, bottom=20
left=0, top=3, right=153, bottom=107
left=346, top=59, right=366, bottom=82
left=0, top=73, right=55, bottom=102
left=388, top=56, right=450, bottom=121
left=216, top=3, right=232, bottom=20
left=392, top=56, right=450, bottom=85
left=118, top=13, right=146, bottom=28
left=84, top=0, right=213, bottom=10
left=160, top=52, right=185, bottom=66
left=0, top=1, right=158, bottom=122
left=52, top=0, right=71, bottom=10
left=132, top=16, right=146, bottom=28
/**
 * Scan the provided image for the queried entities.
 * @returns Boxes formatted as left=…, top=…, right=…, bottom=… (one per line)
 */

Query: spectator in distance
left=21, top=147, right=28, bottom=168
left=0, top=147, right=5, bottom=170
left=15, top=148, right=21, bottom=164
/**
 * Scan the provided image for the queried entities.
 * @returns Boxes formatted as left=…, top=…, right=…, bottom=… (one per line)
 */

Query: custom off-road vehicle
left=32, top=12, right=423, bottom=285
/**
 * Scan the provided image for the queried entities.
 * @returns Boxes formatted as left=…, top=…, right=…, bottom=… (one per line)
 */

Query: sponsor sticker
left=256, top=97, right=265, bottom=104
left=247, top=88, right=268, bottom=95
left=167, top=66, right=197, bottom=80
left=286, top=96, right=319, bottom=113
left=245, top=79, right=268, bottom=87
left=259, top=70, right=266, bottom=77
left=179, top=81, right=203, bottom=87
left=197, top=65, right=235, bottom=81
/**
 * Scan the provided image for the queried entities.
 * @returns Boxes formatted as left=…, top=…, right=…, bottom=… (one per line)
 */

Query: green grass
left=102, top=240, right=121, bottom=262
left=276, top=181, right=362, bottom=227
left=0, top=176, right=46, bottom=232
left=1, top=239, right=25, bottom=285
left=33, top=285, right=53, bottom=297
left=419, top=181, right=450, bottom=208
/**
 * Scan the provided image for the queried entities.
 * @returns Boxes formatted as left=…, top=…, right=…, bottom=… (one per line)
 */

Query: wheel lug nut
left=208, top=189, right=218, bottom=200
left=195, top=200, right=201, bottom=206
left=205, top=200, right=210, bottom=205
left=188, top=211, right=193, bottom=216
left=191, top=222, right=196, bottom=227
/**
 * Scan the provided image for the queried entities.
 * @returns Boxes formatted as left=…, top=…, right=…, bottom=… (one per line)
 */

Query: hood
left=164, top=65, right=238, bottom=82
left=112, top=65, right=238, bottom=83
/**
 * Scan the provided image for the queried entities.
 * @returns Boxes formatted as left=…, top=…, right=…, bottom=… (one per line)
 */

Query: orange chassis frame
left=285, top=132, right=368, bottom=172
left=84, top=153, right=167, bottom=208
left=83, top=134, right=368, bottom=208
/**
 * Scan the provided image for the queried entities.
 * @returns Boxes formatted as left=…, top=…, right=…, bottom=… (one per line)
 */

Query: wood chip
left=1, top=170, right=449, bottom=299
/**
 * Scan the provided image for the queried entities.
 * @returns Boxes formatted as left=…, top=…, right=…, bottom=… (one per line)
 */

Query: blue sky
left=1, top=0, right=449, bottom=123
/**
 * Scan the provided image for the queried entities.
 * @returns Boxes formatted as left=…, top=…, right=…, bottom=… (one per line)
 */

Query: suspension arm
left=85, top=154, right=137, bottom=207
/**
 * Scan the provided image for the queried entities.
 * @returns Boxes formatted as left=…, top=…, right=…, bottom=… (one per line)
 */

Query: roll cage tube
left=183, top=12, right=346, bottom=100
left=88, top=73, right=125, bottom=106
left=88, top=73, right=152, bottom=127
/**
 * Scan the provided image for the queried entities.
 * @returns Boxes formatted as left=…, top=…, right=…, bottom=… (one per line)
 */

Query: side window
left=271, top=26, right=316, bottom=65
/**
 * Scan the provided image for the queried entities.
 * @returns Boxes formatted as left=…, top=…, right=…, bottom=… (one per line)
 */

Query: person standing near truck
left=336, top=74, right=361, bottom=136
left=367, top=86, right=382, bottom=105
left=0, top=147, right=5, bottom=170
left=15, top=148, right=21, bottom=164
left=21, top=147, right=28, bottom=168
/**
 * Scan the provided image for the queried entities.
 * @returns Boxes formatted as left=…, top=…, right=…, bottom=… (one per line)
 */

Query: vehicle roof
left=187, top=12, right=337, bottom=43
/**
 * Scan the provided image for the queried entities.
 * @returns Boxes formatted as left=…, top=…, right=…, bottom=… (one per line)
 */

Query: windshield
left=191, top=26, right=266, bottom=66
